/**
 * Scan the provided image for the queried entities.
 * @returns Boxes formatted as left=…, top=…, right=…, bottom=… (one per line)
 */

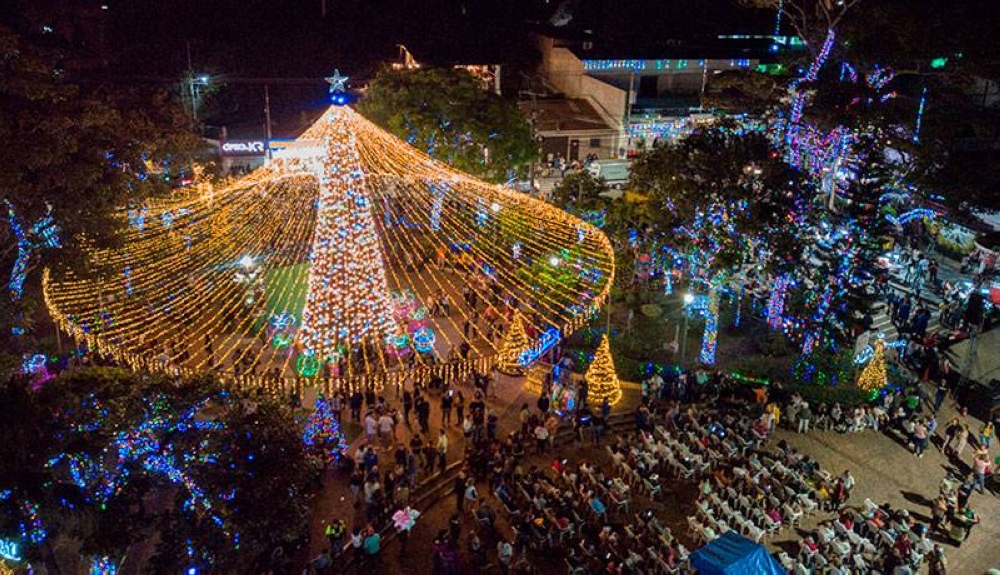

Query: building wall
left=538, top=36, right=627, bottom=131
left=538, top=129, right=621, bottom=160
left=657, top=73, right=704, bottom=95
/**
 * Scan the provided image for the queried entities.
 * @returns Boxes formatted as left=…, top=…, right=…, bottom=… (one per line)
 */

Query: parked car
left=585, top=160, right=630, bottom=190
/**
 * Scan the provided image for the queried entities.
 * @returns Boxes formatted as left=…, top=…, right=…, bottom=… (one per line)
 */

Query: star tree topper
left=325, top=69, right=349, bottom=94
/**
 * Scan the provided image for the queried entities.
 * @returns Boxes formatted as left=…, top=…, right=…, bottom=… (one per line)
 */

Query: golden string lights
left=44, top=106, right=615, bottom=394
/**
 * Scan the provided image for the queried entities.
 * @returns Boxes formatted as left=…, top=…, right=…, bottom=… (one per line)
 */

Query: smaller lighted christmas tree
left=857, top=336, right=887, bottom=392
left=303, top=395, right=349, bottom=464
left=585, top=334, right=622, bottom=405
left=497, top=310, right=531, bottom=375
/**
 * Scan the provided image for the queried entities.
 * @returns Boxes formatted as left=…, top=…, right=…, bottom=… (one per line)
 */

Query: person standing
left=416, top=396, right=431, bottom=433
left=840, top=469, right=855, bottom=500
left=325, top=518, right=346, bottom=556
left=973, top=455, right=989, bottom=494
left=378, top=411, right=395, bottom=447
left=534, top=422, right=549, bottom=454
left=464, top=479, right=480, bottom=516
left=362, top=525, right=381, bottom=563
left=437, top=429, right=449, bottom=471
left=954, top=424, right=970, bottom=459
left=980, top=420, right=995, bottom=449
left=928, top=545, right=947, bottom=575
left=537, top=392, right=550, bottom=416
left=402, top=389, right=413, bottom=425
left=455, top=390, right=466, bottom=424
left=350, top=390, right=364, bottom=422
left=455, top=474, right=468, bottom=513
left=933, top=382, right=948, bottom=413
left=441, top=390, right=454, bottom=426
left=914, top=420, right=929, bottom=458
left=798, top=402, right=813, bottom=434
left=930, top=496, right=948, bottom=534
left=943, top=418, right=961, bottom=453
left=496, top=538, right=513, bottom=575
left=365, top=411, right=378, bottom=443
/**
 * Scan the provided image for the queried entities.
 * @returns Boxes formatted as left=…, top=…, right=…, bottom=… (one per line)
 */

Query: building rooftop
left=567, top=37, right=782, bottom=63
left=521, top=98, right=615, bottom=133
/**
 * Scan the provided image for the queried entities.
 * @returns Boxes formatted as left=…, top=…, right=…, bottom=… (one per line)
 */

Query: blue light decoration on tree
left=21, top=500, right=46, bottom=545
left=46, top=397, right=229, bottom=533
left=302, top=395, right=349, bottom=465
left=913, top=86, right=928, bottom=144
left=5, top=200, right=61, bottom=300
left=90, top=555, right=119, bottom=575
left=766, top=275, right=791, bottom=329
left=699, top=285, right=720, bottom=365
left=770, top=0, right=784, bottom=53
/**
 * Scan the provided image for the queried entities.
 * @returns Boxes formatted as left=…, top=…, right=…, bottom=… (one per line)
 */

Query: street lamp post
left=681, top=293, right=694, bottom=365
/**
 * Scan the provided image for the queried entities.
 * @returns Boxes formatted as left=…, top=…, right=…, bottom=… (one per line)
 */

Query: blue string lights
left=46, top=396, right=231, bottom=538
left=913, top=86, right=928, bottom=143
left=5, top=200, right=61, bottom=300
left=302, top=396, right=349, bottom=464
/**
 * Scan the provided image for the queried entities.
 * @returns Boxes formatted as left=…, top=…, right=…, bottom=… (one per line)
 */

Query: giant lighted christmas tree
left=298, top=106, right=398, bottom=357
left=303, top=395, right=349, bottom=464
left=586, top=334, right=622, bottom=405
left=497, top=310, right=531, bottom=375
left=857, top=336, right=887, bottom=392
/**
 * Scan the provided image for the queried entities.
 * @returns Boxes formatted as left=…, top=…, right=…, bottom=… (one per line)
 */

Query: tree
left=585, top=334, right=622, bottom=406
left=359, top=67, right=537, bottom=182
left=551, top=171, right=609, bottom=208
left=497, top=310, right=530, bottom=375
left=857, top=337, right=887, bottom=392
left=303, top=395, right=349, bottom=465
left=0, top=369, right=311, bottom=573
left=631, top=123, right=809, bottom=364
left=0, top=24, right=203, bottom=365
left=742, top=0, right=862, bottom=53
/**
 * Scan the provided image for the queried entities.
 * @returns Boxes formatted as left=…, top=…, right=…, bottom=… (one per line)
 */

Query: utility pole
left=185, top=40, right=197, bottom=120
left=264, top=84, right=273, bottom=160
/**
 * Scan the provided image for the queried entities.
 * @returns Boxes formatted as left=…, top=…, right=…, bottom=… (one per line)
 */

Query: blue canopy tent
left=690, top=532, right=786, bottom=575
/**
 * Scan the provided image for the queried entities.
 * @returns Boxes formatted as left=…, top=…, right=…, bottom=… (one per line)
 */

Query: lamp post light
left=681, top=292, right=694, bottom=365
left=188, top=74, right=210, bottom=121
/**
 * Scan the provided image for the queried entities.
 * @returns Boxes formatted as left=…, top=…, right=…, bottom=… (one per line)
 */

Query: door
left=569, top=139, right=580, bottom=161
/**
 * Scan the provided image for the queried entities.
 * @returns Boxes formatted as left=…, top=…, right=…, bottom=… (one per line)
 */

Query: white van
left=586, top=160, right=631, bottom=190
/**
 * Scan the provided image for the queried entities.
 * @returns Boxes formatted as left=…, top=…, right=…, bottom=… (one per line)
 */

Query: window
left=589, top=138, right=602, bottom=148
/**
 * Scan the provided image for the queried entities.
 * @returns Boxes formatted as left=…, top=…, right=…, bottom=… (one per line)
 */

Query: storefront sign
left=220, top=140, right=266, bottom=156
left=0, top=538, right=21, bottom=562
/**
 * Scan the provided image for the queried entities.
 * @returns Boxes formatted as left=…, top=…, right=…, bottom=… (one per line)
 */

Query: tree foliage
left=359, top=67, right=537, bottom=182
left=551, top=171, right=609, bottom=208
left=631, top=124, right=808, bottom=275
left=0, top=369, right=311, bottom=572
left=0, top=25, right=203, bottom=265
left=0, top=24, right=203, bottom=368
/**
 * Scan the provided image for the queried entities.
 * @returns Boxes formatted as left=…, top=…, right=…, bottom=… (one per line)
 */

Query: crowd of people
left=785, top=502, right=948, bottom=575
left=298, top=322, right=996, bottom=575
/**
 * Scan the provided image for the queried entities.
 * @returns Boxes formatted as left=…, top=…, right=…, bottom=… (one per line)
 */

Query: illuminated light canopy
left=44, top=105, right=614, bottom=393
